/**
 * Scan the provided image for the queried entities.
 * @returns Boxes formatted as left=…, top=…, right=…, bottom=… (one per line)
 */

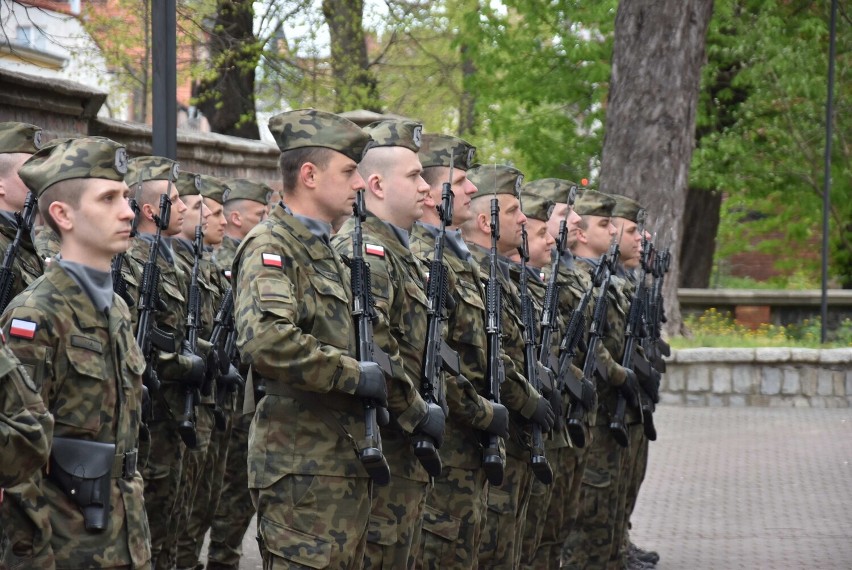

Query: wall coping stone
left=670, top=347, right=852, bottom=364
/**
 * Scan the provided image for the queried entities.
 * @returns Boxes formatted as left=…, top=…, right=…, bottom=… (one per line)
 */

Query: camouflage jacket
left=0, top=263, right=150, bottom=569
left=333, top=212, right=430, bottom=482
left=0, top=212, right=44, bottom=300
left=0, top=337, right=53, bottom=489
left=410, top=223, right=498, bottom=470
left=32, top=226, right=60, bottom=263
left=213, top=235, right=240, bottom=281
left=232, top=204, right=368, bottom=483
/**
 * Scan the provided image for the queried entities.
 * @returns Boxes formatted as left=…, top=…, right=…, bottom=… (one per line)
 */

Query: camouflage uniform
left=33, top=226, right=61, bottom=262
left=0, top=137, right=151, bottom=569
left=232, top=110, right=376, bottom=569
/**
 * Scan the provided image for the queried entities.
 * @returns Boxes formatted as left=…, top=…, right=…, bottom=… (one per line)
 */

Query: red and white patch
left=223, top=269, right=232, bottom=280
left=262, top=253, right=283, bottom=268
left=10, top=319, right=36, bottom=340
left=540, top=271, right=546, bottom=281
left=365, top=244, right=385, bottom=258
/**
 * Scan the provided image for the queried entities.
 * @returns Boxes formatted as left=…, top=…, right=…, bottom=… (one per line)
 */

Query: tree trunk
left=194, top=0, right=260, bottom=139
left=458, top=43, right=476, bottom=137
left=322, top=0, right=380, bottom=112
left=679, top=186, right=721, bottom=288
left=598, top=0, right=714, bottom=335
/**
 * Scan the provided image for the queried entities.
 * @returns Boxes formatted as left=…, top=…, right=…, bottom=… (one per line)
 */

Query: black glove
left=580, top=377, right=597, bottom=412
left=619, top=369, right=639, bottom=409
left=636, top=363, right=661, bottom=404
left=547, top=385, right=564, bottom=432
left=355, top=361, right=388, bottom=407
left=485, top=403, right=509, bottom=439
left=180, top=343, right=206, bottom=390
left=529, top=396, right=555, bottom=431
left=415, top=402, right=446, bottom=449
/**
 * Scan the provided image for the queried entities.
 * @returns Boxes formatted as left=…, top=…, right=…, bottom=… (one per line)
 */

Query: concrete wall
left=662, top=348, right=852, bottom=408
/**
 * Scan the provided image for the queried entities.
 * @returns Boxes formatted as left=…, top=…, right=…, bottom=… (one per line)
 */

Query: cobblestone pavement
left=211, top=405, right=852, bottom=569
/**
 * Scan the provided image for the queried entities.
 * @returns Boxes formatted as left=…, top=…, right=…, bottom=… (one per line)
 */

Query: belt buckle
left=123, top=449, right=138, bottom=479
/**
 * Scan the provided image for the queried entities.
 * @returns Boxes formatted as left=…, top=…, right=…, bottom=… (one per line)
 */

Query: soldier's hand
left=485, top=403, right=509, bottom=439
left=547, top=386, right=564, bottom=432
left=415, top=402, right=446, bottom=448
left=619, top=369, right=640, bottom=409
left=530, top=396, right=555, bottom=431
left=580, top=377, right=597, bottom=412
left=355, top=361, right=388, bottom=407
left=637, top=365, right=661, bottom=404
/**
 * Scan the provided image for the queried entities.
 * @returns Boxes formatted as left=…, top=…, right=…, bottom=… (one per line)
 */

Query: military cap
left=267, top=109, right=371, bottom=163
left=363, top=120, right=423, bottom=153
left=418, top=133, right=476, bottom=170
left=0, top=122, right=43, bottom=154
left=574, top=189, right=615, bottom=217
left=222, top=178, right=274, bottom=205
left=18, top=136, right=127, bottom=197
left=610, top=194, right=645, bottom=223
left=523, top=178, right=578, bottom=206
left=175, top=171, right=202, bottom=197
left=521, top=193, right=555, bottom=222
left=197, top=174, right=228, bottom=204
left=467, top=164, right=524, bottom=201
left=127, top=156, right=179, bottom=184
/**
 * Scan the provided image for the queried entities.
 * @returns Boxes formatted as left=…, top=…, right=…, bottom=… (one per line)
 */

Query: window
left=14, top=25, right=46, bottom=50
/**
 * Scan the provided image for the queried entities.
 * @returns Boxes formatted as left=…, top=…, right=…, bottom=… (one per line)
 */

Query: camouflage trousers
left=363, top=475, right=429, bottom=570
left=610, top=422, right=648, bottom=567
left=562, top=425, right=625, bottom=570
left=416, top=465, right=488, bottom=569
left=477, top=453, right=533, bottom=569
left=253, top=474, right=371, bottom=570
left=207, top=410, right=254, bottom=569
left=520, top=445, right=586, bottom=569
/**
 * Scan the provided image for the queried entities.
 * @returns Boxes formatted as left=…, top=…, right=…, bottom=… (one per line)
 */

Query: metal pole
left=821, top=0, right=837, bottom=344
left=152, top=0, right=177, bottom=159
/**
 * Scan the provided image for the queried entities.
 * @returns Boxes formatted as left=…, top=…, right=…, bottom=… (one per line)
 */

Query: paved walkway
left=214, top=405, right=852, bottom=569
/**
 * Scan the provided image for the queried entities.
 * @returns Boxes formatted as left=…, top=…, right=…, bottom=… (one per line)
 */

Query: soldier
left=410, top=134, right=509, bottom=569
left=462, top=164, right=555, bottom=569
left=0, top=122, right=45, bottom=298
left=331, top=119, right=445, bottom=569
left=0, top=136, right=150, bottom=569
left=206, top=179, right=271, bottom=570
left=231, top=108, right=388, bottom=569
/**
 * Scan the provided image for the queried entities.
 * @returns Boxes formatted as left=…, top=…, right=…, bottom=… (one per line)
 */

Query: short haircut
left=421, top=166, right=445, bottom=187
left=278, top=147, right=333, bottom=194
left=0, top=153, right=24, bottom=178
left=38, top=178, right=87, bottom=235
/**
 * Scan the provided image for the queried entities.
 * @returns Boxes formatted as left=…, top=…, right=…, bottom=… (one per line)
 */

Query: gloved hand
left=580, top=377, right=597, bottom=412
left=529, top=396, right=555, bottom=431
left=619, top=369, right=639, bottom=409
left=355, top=361, right=388, bottom=407
left=180, top=343, right=206, bottom=390
left=547, top=386, right=564, bottom=432
left=415, top=402, right=446, bottom=449
left=637, top=364, right=661, bottom=404
left=485, top=403, right=509, bottom=439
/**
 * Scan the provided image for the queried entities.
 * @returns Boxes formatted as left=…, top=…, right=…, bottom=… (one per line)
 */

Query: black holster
left=48, top=437, right=116, bottom=532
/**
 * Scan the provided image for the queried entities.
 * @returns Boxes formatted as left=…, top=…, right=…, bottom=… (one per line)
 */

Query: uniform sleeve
left=445, top=372, right=495, bottom=430
left=498, top=309, right=541, bottom=419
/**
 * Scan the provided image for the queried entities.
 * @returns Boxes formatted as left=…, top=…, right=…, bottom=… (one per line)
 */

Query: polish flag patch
left=262, top=253, right=283, bottom=268
left=222, top=269, right=232, bottom=280
left=10, top=319, right=37, bottom=340
left=365, top=244, right=385, bottom=258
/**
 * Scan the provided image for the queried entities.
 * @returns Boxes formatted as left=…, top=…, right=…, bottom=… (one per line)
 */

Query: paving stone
left=768, top=397, right=794, bottom=408
left=809, top=396, right=827, bottom=408
left=748, top=395, right=771, bottom=407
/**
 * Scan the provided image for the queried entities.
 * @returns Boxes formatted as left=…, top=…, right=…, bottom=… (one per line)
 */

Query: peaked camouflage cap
left=268, top=109, right=371, bottom=163
left=127, top=156, right=180, bottom=184
left=0, top=122, right=43, bottom=154
left=418, top=133, right=476, bottom=170
left=468, top=164, right=524, bottom=201
left=574, top=189, right=615, bottom=217
left=523, top=178, right=578, bottom=206
left=363, top=120, right=423, bottom=153
left=175, top=170, right=202, bottom=197
left=197, top=174, right=228, bottom=204
left=610, top=194, right=645, bottom=223
left=222, top=178, right=274, bottom=205
left=18, top=136, right=128, bottom=197
left=521, top=193, right=555, bottom=222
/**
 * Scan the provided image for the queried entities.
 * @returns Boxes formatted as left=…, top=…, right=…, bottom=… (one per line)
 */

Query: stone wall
left=662, top=348, right=852, bottom=408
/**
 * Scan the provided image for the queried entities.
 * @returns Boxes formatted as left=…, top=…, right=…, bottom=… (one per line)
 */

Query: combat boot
left=628, top=542, right=660, bottom=565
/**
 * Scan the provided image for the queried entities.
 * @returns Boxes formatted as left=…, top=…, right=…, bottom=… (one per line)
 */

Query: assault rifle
left=644, top=241, right=671, bottom=371
left=518, top=221, right=553, bottom=485
left=415, top=160, right=460, bottom=476
left=0, top=191, right=38, bottom=313
left=350, top=190, right=393, bottom=485
left=112, top=177, right=142, bottom=309
left=209, top=287, right=243, bottom=429
left=482, top=192, right=505, bottom=486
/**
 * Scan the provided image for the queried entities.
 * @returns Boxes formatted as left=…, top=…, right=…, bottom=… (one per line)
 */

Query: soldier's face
left=526, top=219, right=555, bottom=268
left=203, top=197, right=227, bottom=246
left=616, top=217, right=642, bottom=268
left=566, top=208, right=583, bottom=250
left=235, top=201, right=267, bottom=238
left=381, top=148, right=430, bottom=229
left=580, top=215, right=616, bottom=256
left=0, top=152, right=31, bottom=211
left=179, top=194, right=210, bottom=240
left=68, top=179, right=135, bottom=260
left=498, top=194, right=527, bottom=254
left=316, top=151, right=365, bottom=220
left=426, top=166, right=477, bottom=226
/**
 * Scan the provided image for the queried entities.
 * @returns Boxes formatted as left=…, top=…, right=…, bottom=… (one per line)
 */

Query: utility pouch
left=48, top=437, right=115, bottom=532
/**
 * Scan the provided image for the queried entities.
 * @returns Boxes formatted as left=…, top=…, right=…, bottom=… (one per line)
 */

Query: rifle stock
left=0, top=191, right=38, bottom=313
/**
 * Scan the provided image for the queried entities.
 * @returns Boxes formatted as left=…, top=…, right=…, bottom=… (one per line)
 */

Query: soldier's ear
left=300, top=162, right=318, bottom=189
left=366, top=173, right=384, bottom=199
left=47, top=200, right=73, bottom=232
left=477, top=211, right=489, bottom=235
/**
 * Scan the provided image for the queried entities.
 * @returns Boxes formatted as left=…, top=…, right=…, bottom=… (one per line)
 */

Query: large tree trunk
left=598, top=0, right=714, bottom=335
left=322, top=0, right=380, bottom=112
left=679, top=186, right=721, bottom=288
left=194, top=0, right=260, bottom=139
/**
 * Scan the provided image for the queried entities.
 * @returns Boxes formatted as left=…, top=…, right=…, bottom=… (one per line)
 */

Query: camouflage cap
left=610, top=194, right=644, bottom=223
left=18, top=136, right=128, bottom=197
left=127, top=156, right=180, bottom=184
left=521, top=193, right=555, bottom=222
left=574, top=189, right=615, bottom=218
left=197, top=174, right=229, bottom=204
left=175, top=170, right=202, bottom=197
left=0, top=122, right=43, bottom=154
left=418, top=133, right=476, bottom=170
left=468, top=164, right=524, bottom=201
left=363, top=119, right=423, bottom=153
left=522, top=178, right=578, bottom=206
left=267, top=109, right=371, bottom=163
left=223, top=178, right=274, bottom=205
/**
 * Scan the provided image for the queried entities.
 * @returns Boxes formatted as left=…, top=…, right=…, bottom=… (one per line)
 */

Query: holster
left=48, top=437, right=135, bottom=532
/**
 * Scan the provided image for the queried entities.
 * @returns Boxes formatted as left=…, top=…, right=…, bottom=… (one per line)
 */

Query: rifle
left=0, top=191, right=38, bottom=313
left=350, top=190, right=392, bottom=486
left=645, top=242, right=672, bottom=370
left=518, top=220, right=553, bottom=485
left=112, top=178, right=142, bottom=308
left=415, top=160, right=460, bottom=476
left=209, top=287, right=243, bottom=429
left=482, top=192, right=505, bottom=486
